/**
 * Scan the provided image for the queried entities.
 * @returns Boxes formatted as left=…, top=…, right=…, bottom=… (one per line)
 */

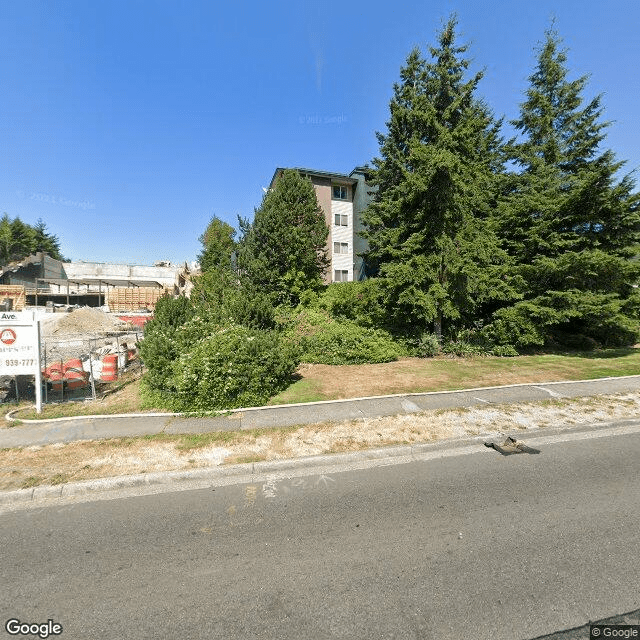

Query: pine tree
left=493, top=28, right=640, bottom=347
left=360, top=16, right=518, bottom=341
left=9, top=217, right=36, bottom=260
left=197, top=216, right=237, bottom=273
left=0, top=214, right=13, bottom=263
left=32, top=218, right=64, bottom=260
left=237, top=169, right=329, bottom=305
left=0, top=214, right=64, bottom=264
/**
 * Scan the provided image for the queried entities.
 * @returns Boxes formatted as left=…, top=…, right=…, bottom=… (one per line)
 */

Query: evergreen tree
left=360, top=16, right=518, bottom=341
left=492, top=28, right=640, bottom=347
left=197, top=215, right=237, bottom=273
left=0, top=214, right=13, bottom=263
left=0, top=214, right=64, bottom=264
left=237, top=169, right=329, bottom=306
left=32, top=218, right=64, bottom=260
left=9, top=217, right=36, bottom=260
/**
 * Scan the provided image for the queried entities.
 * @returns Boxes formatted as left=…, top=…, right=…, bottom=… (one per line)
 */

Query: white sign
left=0, top=312, right=39, bottom=375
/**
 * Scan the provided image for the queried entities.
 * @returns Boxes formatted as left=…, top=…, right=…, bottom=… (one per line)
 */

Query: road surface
left=1, top=424, right=639, bottom=639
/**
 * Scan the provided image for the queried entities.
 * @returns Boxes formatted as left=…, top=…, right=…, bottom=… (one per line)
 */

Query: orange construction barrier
left=101, top=354, right=118, bottom=381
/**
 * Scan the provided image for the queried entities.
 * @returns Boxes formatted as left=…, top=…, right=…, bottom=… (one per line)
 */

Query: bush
left=190, top=269, right=277, bottom=330
left=415, top=332, right=441, bottom=357
left=296, top=319, right=406, bottom=365
left=314, top=280, right=389, bottom=328
left=491, top=345, right=519, bottom=357
left=442, top=340, right=487, bottom=357
left=171, top=325, right=300, bottom=411
left=138, top=296, right=195, bottom=391
left=151, top=294, right=195, bottom=329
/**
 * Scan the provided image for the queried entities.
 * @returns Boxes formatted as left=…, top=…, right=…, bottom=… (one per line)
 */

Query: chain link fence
left=39, top=329, right=143, bottom=403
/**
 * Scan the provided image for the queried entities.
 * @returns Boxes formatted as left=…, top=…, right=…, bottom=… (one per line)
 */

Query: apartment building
left=269, top=166, right=373, bottom=283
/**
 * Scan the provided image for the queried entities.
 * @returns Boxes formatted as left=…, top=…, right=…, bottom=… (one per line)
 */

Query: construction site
left=0, top=253, right=197, bottom=404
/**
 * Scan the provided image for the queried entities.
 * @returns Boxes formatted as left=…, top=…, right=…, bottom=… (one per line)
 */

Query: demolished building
left=0, top=252, right=196, bottom=311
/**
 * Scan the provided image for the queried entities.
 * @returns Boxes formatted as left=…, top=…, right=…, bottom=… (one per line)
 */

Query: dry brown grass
left=2, top=391, right=640, bottom=492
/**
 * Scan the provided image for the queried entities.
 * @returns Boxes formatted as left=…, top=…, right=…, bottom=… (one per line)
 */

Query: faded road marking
left=532, top=385, right=564, bottom=398
left=244, top=485, right=257, bottom=508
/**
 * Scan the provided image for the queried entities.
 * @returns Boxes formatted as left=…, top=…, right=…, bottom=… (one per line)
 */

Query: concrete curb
left=3, top=417, right=640, bottom=513
left=6, top=374, right=640, bottom=424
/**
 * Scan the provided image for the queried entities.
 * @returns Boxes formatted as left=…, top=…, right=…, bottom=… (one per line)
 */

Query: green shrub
left=151, top=295, right=195, bottom=329
left=138, top=296, right=196, bottom=391
left=314, top=280, right=389, bottom=328
left=442, top=340, right=487, bottom=357
left=491, top=345, right=519, bottom=357
left=170, top=325, right=300, bottom=411
left=297, top=319, right=406, bottom=365
left=190, top=268, right=277, bottom=330
left=416, top=332, right=441, bottom=357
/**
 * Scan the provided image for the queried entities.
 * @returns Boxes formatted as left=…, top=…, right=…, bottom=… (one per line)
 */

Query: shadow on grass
left=521, top=346, right=640, bottom=360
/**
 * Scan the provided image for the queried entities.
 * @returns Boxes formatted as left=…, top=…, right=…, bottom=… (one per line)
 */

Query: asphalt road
left=2, top=425, right=639, bottom=639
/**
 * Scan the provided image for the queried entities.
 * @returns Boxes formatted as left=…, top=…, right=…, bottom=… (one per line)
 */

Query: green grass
left=6, top=347, right=640, bottom=420
left=50, top=473, right=69, bottom=485
left=268, top=378, right=325, bottom=405
left=21, top=476, right=43, bottom=489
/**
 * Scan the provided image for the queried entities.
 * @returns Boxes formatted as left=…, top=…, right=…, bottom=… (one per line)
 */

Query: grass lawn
left=268, top=348, right=640, bottom=405
left=5, top=348, right=640, bottom=421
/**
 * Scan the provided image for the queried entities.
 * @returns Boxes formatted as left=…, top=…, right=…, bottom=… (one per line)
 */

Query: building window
left=334, top=213, right=348, bottom=226
left=333, top=242, right=348, bottom=254
left=332, top=185, right=348, bottom=200
left=334, top=270, right=349, bottom=282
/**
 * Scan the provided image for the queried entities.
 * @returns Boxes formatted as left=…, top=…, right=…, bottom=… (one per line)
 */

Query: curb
left=3, top=417, right=640, bottom=512
left=6, top=374, right=640, bottom=424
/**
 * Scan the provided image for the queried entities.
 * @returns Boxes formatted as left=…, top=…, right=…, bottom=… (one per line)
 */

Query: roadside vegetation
left=3, top=391, right=640, bottom=492
left=10, top=16, right=635, bottom=419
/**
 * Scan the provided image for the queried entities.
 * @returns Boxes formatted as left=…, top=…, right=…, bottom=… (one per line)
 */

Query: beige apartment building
left=269, top=166, right=373, bottom=282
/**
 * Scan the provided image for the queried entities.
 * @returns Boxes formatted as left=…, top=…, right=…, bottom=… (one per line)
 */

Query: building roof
left=269, top=167, right=358, bottom=189
left=34, top=277, right=166, bottom=289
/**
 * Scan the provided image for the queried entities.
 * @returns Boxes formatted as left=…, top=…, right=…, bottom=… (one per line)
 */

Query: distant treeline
left=0, top=214, right=65, bottom=264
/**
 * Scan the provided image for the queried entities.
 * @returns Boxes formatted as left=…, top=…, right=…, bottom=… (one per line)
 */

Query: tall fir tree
left=237, top=169, right=329, bottom=306
left=32, top=218, right=64, bottom=260
left=0, top=214, right=64, bottom=264
left=492, top=28, right=640, bottom=347
left=360, top=16, right=518, bottom=340
left=197, top=215, right=237, bottom=273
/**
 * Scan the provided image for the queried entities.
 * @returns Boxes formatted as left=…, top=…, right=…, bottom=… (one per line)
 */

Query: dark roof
left=269, top=167, right=358, bottom=189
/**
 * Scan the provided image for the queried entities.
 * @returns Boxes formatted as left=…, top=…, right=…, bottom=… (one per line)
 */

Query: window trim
left=332, top=185, right=348, bottom=201
left=333, top=242, right=348, bottom=254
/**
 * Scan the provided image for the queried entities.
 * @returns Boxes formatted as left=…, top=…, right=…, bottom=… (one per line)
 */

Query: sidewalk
left=2, top=375, right=640, bottom=448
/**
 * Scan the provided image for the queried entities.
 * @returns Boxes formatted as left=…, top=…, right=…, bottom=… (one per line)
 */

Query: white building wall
left=63, top=262, right=181, bottom=288
left=331, top=199, right=354, bottom=281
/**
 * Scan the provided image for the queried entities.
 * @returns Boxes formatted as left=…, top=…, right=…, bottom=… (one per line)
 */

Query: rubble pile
left=43, top=308, right=131, bottom=338
left=39, top=308, right=142, bottom=371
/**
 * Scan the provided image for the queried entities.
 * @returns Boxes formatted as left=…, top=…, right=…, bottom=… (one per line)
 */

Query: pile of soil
left=43, top=308, right=130, bottom=338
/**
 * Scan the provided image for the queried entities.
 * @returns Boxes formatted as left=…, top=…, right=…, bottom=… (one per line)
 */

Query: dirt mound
left=44, top=308, right=129, bottom=338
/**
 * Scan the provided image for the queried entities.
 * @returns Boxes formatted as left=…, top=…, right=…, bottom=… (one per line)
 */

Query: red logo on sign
left=0, top=328, right=17, bottom=345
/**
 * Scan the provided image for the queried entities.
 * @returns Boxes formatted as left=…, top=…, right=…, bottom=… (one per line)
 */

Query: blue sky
left=1, top=0, right=639, bottom=265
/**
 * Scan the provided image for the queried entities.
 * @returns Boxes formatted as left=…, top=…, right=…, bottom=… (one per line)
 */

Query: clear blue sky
left=1, top=0, right=639, bottom=266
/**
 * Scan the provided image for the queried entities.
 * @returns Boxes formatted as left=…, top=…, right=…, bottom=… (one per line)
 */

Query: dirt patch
left=2, top=392, right=639, bottom=491
left=42, top=308, right=131, bottom=338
